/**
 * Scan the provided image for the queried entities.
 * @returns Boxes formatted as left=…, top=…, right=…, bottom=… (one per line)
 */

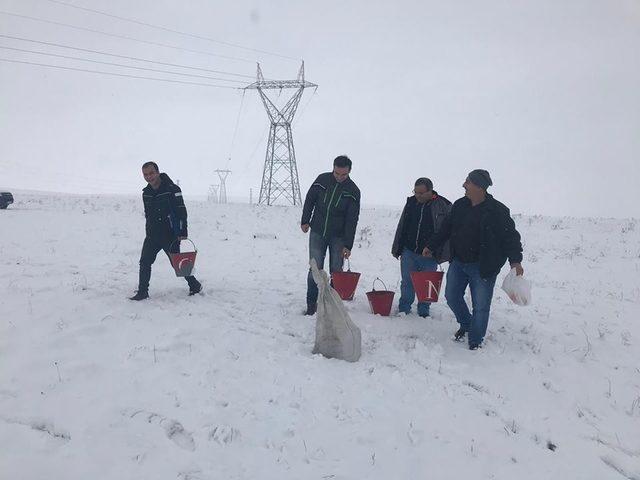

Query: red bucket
left=366, top=278, right=395, bottom=316
left=410, top=270, right=444, bottom=302
left=169, top=238, right=198, bottom=277
left=331, top=260, right=360, bottom=300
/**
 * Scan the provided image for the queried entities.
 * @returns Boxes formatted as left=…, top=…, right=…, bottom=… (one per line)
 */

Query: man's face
left=463, top=178, right=483, bottom=198
left=143, top=166, right=160, bottom=186
left=333, top=166, right=350, bottom=183
left=413, top=184, right=433, bottom=204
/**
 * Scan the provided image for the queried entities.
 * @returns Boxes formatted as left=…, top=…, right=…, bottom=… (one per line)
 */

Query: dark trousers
left=138, top=235, right=199, bottom=293
left=306, top=231, right=344, bottom=306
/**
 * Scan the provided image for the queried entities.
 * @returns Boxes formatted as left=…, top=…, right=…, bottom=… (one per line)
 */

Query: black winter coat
left=391, top=192, right=452, bottom=262
left=427, top=194, right=523, bottom=278
left=301, top=172, right=361, bottom=250
left=142, top=173, right=188, bottom=239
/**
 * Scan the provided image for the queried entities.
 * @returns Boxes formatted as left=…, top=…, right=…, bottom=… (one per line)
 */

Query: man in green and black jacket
left=301, top=155, right=361, bottom=315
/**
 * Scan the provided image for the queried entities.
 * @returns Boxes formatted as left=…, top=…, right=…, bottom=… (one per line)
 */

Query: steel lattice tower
left=208, top=184, right=219, bottom=203
left=244, top=62, right=317, bottom=206
left=214, top=169, right=231, bottom=204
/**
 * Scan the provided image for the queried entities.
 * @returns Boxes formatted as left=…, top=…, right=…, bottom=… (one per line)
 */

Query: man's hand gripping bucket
left=331, top=259, right=361, bottom=301
left=169, top=238, right=197, bottom=277
left=410, top=266, right=444, bottom=303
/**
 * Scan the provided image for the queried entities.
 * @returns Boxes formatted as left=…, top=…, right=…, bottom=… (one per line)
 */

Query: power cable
left=0, top=10, right=255, bottom=63
left=0, top=45, right=246, bottom=83
left=0, top=34, right=256, bottom=78
left=42, top=0, right=299, bottom=61
left=0, top=57, right=239, bottom=88
left=226, top=90, right=246, bottom=168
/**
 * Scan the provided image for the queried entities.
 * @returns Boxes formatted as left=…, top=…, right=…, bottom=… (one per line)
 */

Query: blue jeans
left=444, top=259, right=497, bottom=346
left=399, top=248, right=439, bottom=316
left=306, top=231, right=344, bottom=306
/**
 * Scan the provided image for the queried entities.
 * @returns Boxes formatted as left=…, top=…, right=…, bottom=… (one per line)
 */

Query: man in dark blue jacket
left=130, top=162, right=202, bottom=300
left=391, top=178, right=451, bottom=317
left=425, top=169, right=523, bottom=349
left=301, top=155, right=361, bottom=315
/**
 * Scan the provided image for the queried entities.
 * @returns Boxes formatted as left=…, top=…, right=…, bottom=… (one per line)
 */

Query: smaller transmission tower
left=208, top=184, right=220, bottom=203
left=215, top=169, right=231, bottom=204
left=245, top=61, right=317, bottom=206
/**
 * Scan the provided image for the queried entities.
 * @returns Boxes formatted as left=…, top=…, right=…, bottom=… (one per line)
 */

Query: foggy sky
left=1, top=0, right=639, bottom=218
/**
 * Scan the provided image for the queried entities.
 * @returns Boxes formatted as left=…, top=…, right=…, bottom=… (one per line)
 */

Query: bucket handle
left=169, top=237, right=197, bottom=253
left=372, top=277, right=388, bottom=292
left=344, top=258, right=352, bottom=272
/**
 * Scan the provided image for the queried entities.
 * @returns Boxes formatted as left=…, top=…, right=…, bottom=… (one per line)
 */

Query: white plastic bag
left=310, top=259, right=361, bottom=362
left=501, top=268, right=532, bottom=306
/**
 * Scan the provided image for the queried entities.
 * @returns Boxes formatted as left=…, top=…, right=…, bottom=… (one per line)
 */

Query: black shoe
left=454, top=327, right=467, bottom=341
left=304, top=303, right=317, bottom=316
left=469, top=343, right=482, bottom=351
left=129, top=291, right=149, bottom=301
left=418, top=312, right=430, bottom=318
left=189, top=281, right=202, bottom=296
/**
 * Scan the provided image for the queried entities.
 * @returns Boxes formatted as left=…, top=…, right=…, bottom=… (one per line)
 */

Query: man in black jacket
left=424, top=169, right=523, bottom=349
left=130, top=162, right=202, bottom=300
left=391, top=178, right=451, bottom=317
left=301, top=155, right=361, bottom=315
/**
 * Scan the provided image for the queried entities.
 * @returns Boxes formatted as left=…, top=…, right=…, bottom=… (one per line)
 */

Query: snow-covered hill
left=1, top=193, right=639, bottom=479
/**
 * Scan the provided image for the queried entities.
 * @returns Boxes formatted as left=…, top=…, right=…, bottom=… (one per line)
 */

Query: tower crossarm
left=244, top=79, right=317, bottom=90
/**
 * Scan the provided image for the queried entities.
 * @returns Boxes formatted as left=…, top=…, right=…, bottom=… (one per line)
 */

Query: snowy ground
left=1, top=192, right=639, bottom=480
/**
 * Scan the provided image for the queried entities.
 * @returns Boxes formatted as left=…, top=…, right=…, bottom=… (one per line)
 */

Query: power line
left=0, top=34, right=257, bottom=79
left=0, top=45, right=247, bottom=83
left=227, top=90, right=247, bottom=167
left=0, top=57, right=239, bottom=88
left=293, top=86, right=318, bottom=126
left=0, top=162, right=142, bottom=189
left=42, top=0, right=299, bottom=61
left=0, top=10, right=255, bottom=63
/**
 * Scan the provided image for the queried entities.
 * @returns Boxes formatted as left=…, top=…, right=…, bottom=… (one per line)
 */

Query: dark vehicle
left=0, top=192, right=14, bottom=209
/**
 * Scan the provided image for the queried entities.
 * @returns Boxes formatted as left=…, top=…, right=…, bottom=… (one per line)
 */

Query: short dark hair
left=414, top=177, right=433, bottom=191
left=333, top=155, right=352, bottom=171
left=142, top=161, right=159, bottom=172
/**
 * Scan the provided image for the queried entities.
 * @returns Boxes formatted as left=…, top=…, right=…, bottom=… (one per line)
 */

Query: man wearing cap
left=424, top=169, right=524, bottom=350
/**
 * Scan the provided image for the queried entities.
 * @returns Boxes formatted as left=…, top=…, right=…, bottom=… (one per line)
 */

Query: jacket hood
left=143, top=172, right=175, bottom=192
left=457, top=193, right=498, bottom=210
left=461, top=192, right=493, bottom=202
left=159, top=172, right=175, bottom=185
left=405, top=190, right=441, bottom=205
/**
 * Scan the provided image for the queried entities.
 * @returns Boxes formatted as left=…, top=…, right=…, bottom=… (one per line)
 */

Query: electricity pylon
left=244, top=61, right=317, bottom=206
left=214, top=169, right=231, bottom=204
left=208, top=184, right=219, bottom=203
